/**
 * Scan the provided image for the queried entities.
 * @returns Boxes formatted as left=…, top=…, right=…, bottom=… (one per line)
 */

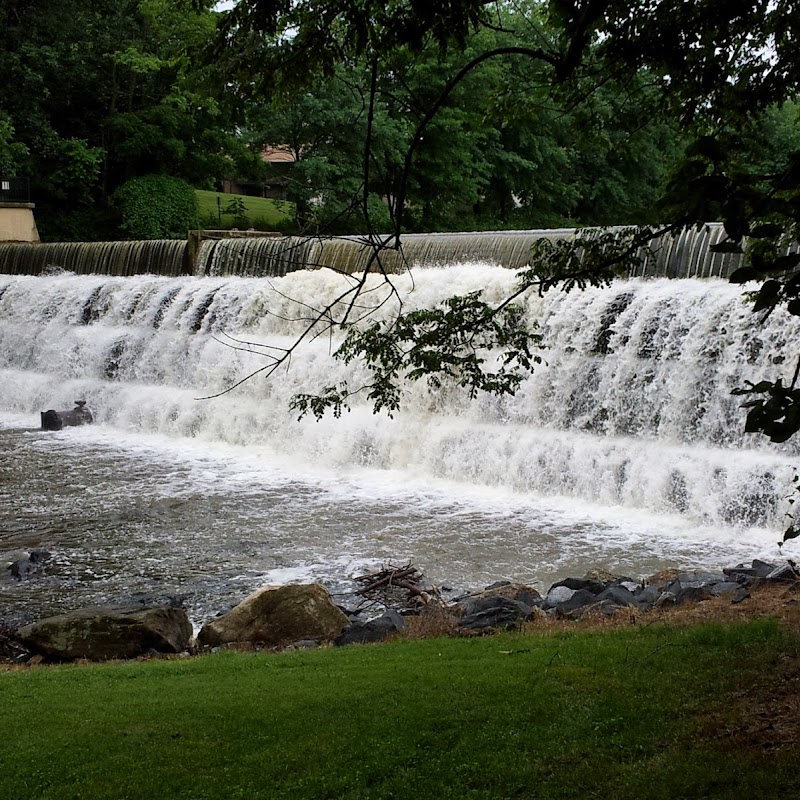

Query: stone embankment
left=1, top=558, right=798, bottom=663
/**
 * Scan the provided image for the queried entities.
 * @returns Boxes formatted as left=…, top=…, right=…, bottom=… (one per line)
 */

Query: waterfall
left=0, top=264, right=796, bottom=531
left=196, top=225, right=747, bottom=278
left=0, top=239, right=188, bottom=276
left=0, top=223, right=756, bottom=278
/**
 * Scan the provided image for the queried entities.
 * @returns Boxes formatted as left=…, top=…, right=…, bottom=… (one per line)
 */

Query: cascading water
left=1, top=241, right=798, bottom=624
left=0, top=223, right=754, bottom=278
left=0, top=239, right=188, bottom=276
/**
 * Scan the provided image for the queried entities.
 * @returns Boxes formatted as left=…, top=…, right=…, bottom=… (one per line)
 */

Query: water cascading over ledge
left=0, top=223, right=751, bottom=279
left=0, top=238, right=189, bottom=276
left=0, top=265, right=797, bottom=532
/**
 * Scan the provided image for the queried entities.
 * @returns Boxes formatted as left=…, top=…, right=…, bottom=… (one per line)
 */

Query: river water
left=1, top=264, right=797, bottom=626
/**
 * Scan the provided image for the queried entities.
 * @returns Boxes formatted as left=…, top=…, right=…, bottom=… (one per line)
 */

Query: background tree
left=0, top=0, right=249, bottom=239
left=240, top=2, right=683, bottom=232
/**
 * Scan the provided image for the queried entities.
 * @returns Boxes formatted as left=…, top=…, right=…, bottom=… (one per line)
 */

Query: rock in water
left=17, top=605, right=192, bottom=661
left=197, top=583, right=349, bottom=648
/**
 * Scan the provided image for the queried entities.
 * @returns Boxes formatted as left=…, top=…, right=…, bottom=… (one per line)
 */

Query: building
left=220, top=147, right=297, bottom=200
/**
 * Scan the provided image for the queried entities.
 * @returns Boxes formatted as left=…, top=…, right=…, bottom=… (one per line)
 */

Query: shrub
left=112, top=175, right=199, bottom=239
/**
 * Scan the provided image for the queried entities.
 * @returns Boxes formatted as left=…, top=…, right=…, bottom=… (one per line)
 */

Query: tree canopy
left=0, top=0, right=253, bottom=239
left=210, top=0, right=798, bottom=277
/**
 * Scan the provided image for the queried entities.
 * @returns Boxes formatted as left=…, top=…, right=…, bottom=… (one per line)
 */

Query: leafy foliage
left=0, top=0, right=247, bottom=237
left=288, top=227, right=647, bottom=419
left=291, top=293, right=542, bottom=418
left=781, top=473, right=800, bottom=549
left=112, top=174, right=198, bottom=239
left=241, top=4, right=684, bottom=232
left=215, top=0, right=495, bottom=87
left=222, top=196, right=250, bottom=228
left=733, top=373, right=800, bottom=445
left=0, top=112, right=28, bottom=176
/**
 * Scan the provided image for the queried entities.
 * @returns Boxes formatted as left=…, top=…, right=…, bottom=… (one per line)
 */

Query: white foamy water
left=0, top=265, right=797, bottom=623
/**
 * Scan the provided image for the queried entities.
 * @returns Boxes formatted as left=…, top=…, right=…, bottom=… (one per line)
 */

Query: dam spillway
left=0, top=264, right=795, bottom=522
left=0, top=231, right=797, bottom=620
left=0, top=223, right=748, bottom=279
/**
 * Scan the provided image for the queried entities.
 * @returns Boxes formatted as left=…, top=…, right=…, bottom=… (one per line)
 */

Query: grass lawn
left=195, top=190, right=295, bottom=230
left=2, top=618, right=798, bottom=799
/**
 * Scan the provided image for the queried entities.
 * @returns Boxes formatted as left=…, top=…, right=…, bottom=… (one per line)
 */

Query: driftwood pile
left=352, top=563, right=442, bottom=612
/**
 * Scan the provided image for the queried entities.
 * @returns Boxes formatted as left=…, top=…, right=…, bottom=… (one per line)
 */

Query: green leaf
left=787, top=298, right=800, bottom=316
left=772, top=254, right=800, bottom=272
left=687, top=135, right=725, bottom=162
left=752, top=280, right=782, bottom=312
left=729, top=267, right=758, bottom=283
left=711, top=241, right=744, bottom=254
left=783, top=526, right=800, bottom=542
left=750, top=223, right=785, bottom=238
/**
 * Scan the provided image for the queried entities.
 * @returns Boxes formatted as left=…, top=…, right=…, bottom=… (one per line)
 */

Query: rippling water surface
left=3, top=266, right=798, bottom=627
left=1, top=417, right=786, bottom=627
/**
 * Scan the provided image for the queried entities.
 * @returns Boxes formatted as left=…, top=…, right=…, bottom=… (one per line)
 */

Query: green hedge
left=113, top=175, right=199, bottom=240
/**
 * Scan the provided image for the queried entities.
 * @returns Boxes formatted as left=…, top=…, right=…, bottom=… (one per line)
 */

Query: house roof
left=263, top=147, right=296, bottom=164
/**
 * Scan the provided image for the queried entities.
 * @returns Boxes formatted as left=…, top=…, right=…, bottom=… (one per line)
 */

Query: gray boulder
left=752, top=559, right=778, bottom=578
left=765, top=563, right=798, bottom=581
left=334, top=610, right=406, bottom=646
left=675, top=586, right=712, bottom=605
left=634, top=585, right=662, bottom=609
left=654, top=591, right=678, bottom=608
left=676, top=570, right=726, bottom=588
left=550, top=588, right=599, bottom=616
left=457, top=596, right=533, bottom=631
left=542, top=585, right=577, bottom=609
left=197, top=583, right=348, bottom=648
left=732, top=587, right=751, bottom=603
left=458, top=583, right=542, bottom=614
left=17, top=605, right=192, bottom=661
left=709, top=581, right=742, bottom=596
left=723, top=566, right=758, bottom=583
left=595, top=585, right=636, bottom=606
left=550, top=577, right=606, bottom=595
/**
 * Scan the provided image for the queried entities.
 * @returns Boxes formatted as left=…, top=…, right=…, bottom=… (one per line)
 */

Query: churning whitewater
left=1, top=263, right=798, bottom=621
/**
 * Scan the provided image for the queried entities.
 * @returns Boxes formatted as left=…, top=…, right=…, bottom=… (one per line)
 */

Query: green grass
left=195, top=189, right=295, bottom=230
left=1, top=620, right=797, bottom=800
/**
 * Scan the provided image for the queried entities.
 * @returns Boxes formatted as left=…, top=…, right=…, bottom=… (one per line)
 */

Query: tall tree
left=0, top=0, right=249, bottom=238
left=241, top=3, right=683, bottom=232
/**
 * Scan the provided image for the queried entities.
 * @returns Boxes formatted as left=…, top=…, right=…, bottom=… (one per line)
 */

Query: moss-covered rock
left=17, top=605, right=192, bottom=661
left=197, top=583, right=348, bottom=648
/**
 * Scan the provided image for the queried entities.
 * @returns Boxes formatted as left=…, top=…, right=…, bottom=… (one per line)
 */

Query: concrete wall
left=0, top=203, right=39, bottom=242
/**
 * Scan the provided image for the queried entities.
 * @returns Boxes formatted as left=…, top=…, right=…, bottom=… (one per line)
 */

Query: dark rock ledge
left=1, top=558, right=798, bottom=664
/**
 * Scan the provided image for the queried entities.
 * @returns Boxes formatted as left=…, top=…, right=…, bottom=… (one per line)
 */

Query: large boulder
left=550, top=577, right=606, bottom=595
left=457, top=582, right=542, bottom=614
left=16, top=605, right=192, bottom=661
left=197, top=583, right=348, bottom=648
left=457, top=596, right=535, bottom=632
left=451, top=582, right=542, bottom=632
